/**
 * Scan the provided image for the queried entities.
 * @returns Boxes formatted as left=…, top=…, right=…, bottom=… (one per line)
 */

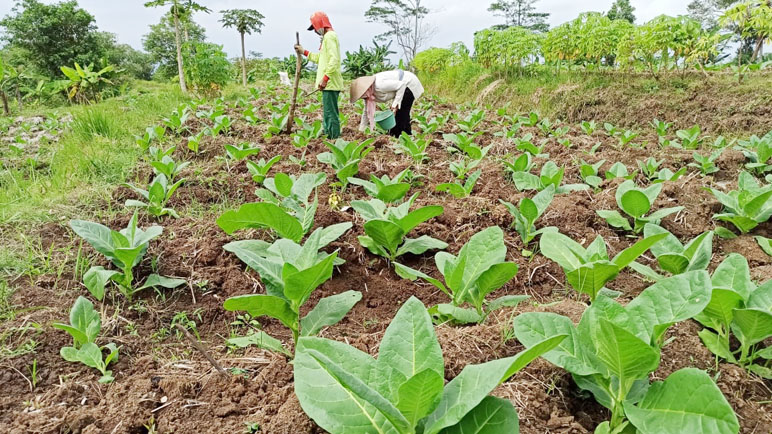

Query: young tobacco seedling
left=580, top=159, right=605, bottom=189
left=317, top=138, right=375, bottom=188
left=580, top=120, right=597, bottom=135
left=514, top=133, right=547, bottom=156
left=294, top=296, right=565, bottom=434
left=605, top=162, right=635, bottom=180
left=737, top=133, right=772, bottom=175
left=457, top=109, right=485, bottom=132
left=223, top=224, right=359, bottom=350
left=512, top=161, right=588, bottom=194
left=695, top=254, right=772, bottom=379
left=449, top=157, right=482, bottom=180
left=257, top=172, right=326, bottom=235
left=618, top=129, right=639, bottom=147
left=209, top=114, right=232, bottom=137
left=352, top=194, right=447, bottom=262
left=162, top=105, right=191, bottom=135
left=676, top=124, right=702, bottom=149
left=443, top=132, right=490, bottom=160
left=125, top=174, right=184, bottom=219
left=689, top=149, right=722, bottom=176
left=149, top=147, right=189, bottom=182
left=637, top=157, right=662, bottom=180
left=515, top=271, right=739, bottom=434
left=502, top=152, right=535, bottom=180
left=436, top=169, right=481, bottom=198
left=628, top=224, right=713, bottom=279
left=264, top=113, right=289, bottom=139
left=245, top=155, right=281, bottom=185
left=53, top=296, right=119, bottom=383
left=604, top=122, right=620, bottom=137
left=70, top=213, right=185, bottom=300
left=349, top=169, right=412, bottom=203
left=395, top=132, right=430, bottom=164
left=597, top=180, right=684, bottom=233
left=518, top=110, right=540, bottom=126
left=540, top=229, right=667, bottom=302
left=225, top=142, right=261, bottom=161
left=500, top=185, right=555, bottom=248
left=134, top=125, right=166, bottom=151
left=708, top=171, right=772, bottom=233
left=395, top=227, right=525, bottom=324
left=650, top=118, right=672, bottom=137
left=186, top=131, right=204, bottom=153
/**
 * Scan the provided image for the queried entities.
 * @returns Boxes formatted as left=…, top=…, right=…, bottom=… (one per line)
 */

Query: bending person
left=350, top=69, right=424, bottom=137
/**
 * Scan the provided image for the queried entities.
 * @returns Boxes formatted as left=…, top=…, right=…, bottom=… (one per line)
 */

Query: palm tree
left=220, top=9, right=265, bottom=87
left=144, top=0, right=211, bottom=93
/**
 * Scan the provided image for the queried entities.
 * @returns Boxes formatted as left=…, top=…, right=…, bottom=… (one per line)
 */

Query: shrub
left=183, top=42, right=233, bottom=97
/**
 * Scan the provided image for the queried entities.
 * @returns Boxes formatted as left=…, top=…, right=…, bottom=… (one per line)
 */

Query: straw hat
left=350, top=76, right=376, bottom=103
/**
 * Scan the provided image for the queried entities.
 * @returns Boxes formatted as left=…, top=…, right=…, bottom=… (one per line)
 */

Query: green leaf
left=539, top=231, right=585, bottom=271
left=657, top=254, right=689, bottom=274
left=378, top=183, right=411, bottom=203
left=699, top=288, right=744, bottom=331
left=597, top=210, right=632, bottom=231
left=223, top=294, right=297, bottom=330
left=748, top=280, right=772, bottom=311
left=75, top=342, right=105, bottom=371
left=137, top=274, right=186, bottom=291
left=364, top=219, right=405, bottom=257
left=375, top=297, right=444, bottom=401
left=566, top=263, right=620, bottom=300
left=216, top=202, right=303, bottom=241
left=397, top=236, right=449, bottom=257
left=486, top=295, right=529, bottom=314
left=440, top=396, right=519, bottom=434
left=274, top=172, right=293, bottom=197
left=437, top=183, right=468, bottom=198
left=731, top=308, right=772, bottom=347
left=396, top=369, right=445, bottom=427
left=698, top=329, right=735, bottom=361
left=283, top=252, right=337, bottom=308
left=621, top=190, right=651, bottom=218
left=397, top=206, right=444, bottom=233
left=624, top=368, right=739, bottom=434
left=431, top=304, right=484, bottom=324
left=83, top=266, right=119, bottom=301
left=612, top=233, right=668, bottom=269
left=755, top=236, right=772, bottom=257
left=70, top=219, right=115, bottom=259
left=594, top=319, right=659, bottom=383
left=300, top=291, right=362, bottom=337
left=228, top=331, right=290, bottom=356
left=711, top=254, right=753, bottom=301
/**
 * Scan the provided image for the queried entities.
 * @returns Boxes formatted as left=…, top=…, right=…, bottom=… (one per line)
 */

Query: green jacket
left=307, top=30, right=343, bottom=91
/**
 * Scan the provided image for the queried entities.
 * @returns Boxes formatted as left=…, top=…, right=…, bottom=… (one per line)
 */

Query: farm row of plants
left=49, top=83, right=772, bottom=433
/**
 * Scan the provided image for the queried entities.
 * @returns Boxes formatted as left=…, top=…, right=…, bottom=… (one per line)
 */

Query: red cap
left=308, top=11, right=332, bottom=31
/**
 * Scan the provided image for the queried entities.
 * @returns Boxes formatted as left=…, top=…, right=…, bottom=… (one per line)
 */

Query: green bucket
left=375, top=110, right=396, bottom=131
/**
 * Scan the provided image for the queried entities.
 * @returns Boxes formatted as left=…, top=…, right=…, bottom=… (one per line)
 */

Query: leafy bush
left=597, top=180, right=684, bottom=233
left=708, top=171, right=772, bottom=233
left=223, top=224, right=358, bottom=351
left=70, top=213, right=185, bottom=300
left=352, top=194, right=447, bottom=262
left=696, top=254, right=772, bottom=378
left=395, top=227, right=523, bottom=324
left=59, top=62, right=118, bottom=104
left=342, top=40, right=394, bottom=78
left=514, top=271, right=739, bottom=434
left=183, top=42, right=233, bottom=97
left=540, top=230, right=667, bottom=302
left=294, top=296, right=564, bottom=433
left=412, top=43, right=469, bottom=74
left=53, top=296, right=118, bottom=383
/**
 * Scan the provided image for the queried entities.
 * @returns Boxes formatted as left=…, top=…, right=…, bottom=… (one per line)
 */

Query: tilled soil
left=2, top=90, right=771, bottom=434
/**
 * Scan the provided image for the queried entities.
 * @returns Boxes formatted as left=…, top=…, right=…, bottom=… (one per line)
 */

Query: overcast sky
left=0, top=0, right=691, bottom=60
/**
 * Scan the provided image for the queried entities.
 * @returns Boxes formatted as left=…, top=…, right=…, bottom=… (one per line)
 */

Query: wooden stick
left=175, top=324, right=227, bottom=376
left=286, top=31, right=302, bottom=134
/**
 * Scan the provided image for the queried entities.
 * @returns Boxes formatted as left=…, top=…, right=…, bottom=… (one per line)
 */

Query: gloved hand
left=319, top=75, right=329, bottom=90
left=294, top=44, right=304, bottom=55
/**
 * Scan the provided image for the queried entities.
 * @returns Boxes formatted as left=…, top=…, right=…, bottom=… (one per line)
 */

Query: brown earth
left=1, top=88, right=771, bottom=434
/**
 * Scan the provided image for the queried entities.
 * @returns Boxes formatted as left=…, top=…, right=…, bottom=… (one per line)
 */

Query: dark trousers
left=389, top=88, right=414, bottom=138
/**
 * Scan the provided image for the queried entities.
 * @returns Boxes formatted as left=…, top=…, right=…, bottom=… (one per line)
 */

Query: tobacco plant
left=708, top=171, right=772, bottom=233
left=349, top=169, right=412, bottom=203
left=605, top=162, right=635, bottom=180
left=125, top=174, right=184, bottom=219
left=294, top=296, right=565, bottom=433
left=597, top=180, right=684, bottom=233
left=502, top=153, right=534, bottom=181
left=540, top=230, right=667, bottom=302
left=580, top=159, right=605, bottom=189
left=395, top=227, right=524, bottom=324
left=515, top=271, right=739, bottom=434
left=629, top=224, right=713, bottom=280
left=317, top=138, right=374, bottom=188
left=256, top=172, right=326, bottom=235
left=689, top=149, right=722, bottom=176
left=395, top=132, right=430, bottom=164
left=162, top=105, right=191, bottom=135
left=246, top=155, right=281, bottom=185
left=500, top=185, right=555, bottom=248
left=443, top=132, right=490, bottom=160
left=225, top=142, right=261, bottom=161
left=70, top=213, right=185, bottom=301
left=149, top=147, right=189, bottom=182
left=352, top=194, right=447, bottom=262
left=53, top=296, right=119, bottom=383
left=580, top=120, right=597, bottom=135
left=737, top=133, right=772, bottom=175
left=696, top=254, right=772, bottom=378
left=512, top=161, right=588, bottom=194
left=223, top=224, right=359, bottom=352
left=676, top=125, right=702, bottom=149
left=436, top=169, right=481, bottom=198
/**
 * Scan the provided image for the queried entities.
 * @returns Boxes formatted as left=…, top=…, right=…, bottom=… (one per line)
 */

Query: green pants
left=322, top=90, right=341, bottom=139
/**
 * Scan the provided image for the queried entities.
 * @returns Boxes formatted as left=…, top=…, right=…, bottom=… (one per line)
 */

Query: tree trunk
left=0, top=91, right=9, bottom=115
left=16, top=85, right=23, bottom=111
left=173, top=10, right=188, bottom=93
left=241, top=31, right=247, bottom=87
left=750, top=37, right=764, bottom=63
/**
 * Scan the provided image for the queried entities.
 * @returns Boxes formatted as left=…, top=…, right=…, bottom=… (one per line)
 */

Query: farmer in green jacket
left=294, top=12, right=343, bottom=139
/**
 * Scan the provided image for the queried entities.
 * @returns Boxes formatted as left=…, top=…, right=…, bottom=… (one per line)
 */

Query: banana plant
left=70, top=213, right=185, bottom=301
left=246, top=155, right=281, bottom=185
left=352, top=194, right=447, bottom=262
left=294, top=296, right=565, bottom=434
left=223, top=223, right=358, bottom=351
left=125, top=174, right=184, bottom=218
left=500, top=185, right=555, bottom=249
left=317, top=138, right=374, bottom=188
left=349, top=169, right=412, bottom=203
left=512, top=161, right=588, bottom=194
left=395, top=227, right=524, bottom=324
left=597, top=180, right=684, bottom=233
left=53, top=297, right=119, bottom=383
left=695, top=254, right=772, bottom=379
left=629, top=224, right=713, bottom=280
left=708, top=171, right=772, bottom=233
left=540, top=229, right=667, bottom=302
